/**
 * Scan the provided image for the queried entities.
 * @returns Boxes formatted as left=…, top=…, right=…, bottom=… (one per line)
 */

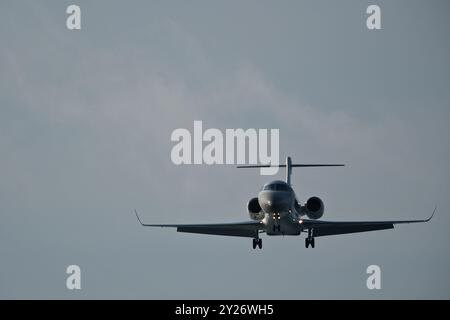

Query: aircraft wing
left=135, top=210, right=264, bottom=238
left=300, top=207, right=436, bottom=237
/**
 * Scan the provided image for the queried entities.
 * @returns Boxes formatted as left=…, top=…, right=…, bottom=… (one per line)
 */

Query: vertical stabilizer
left=286, top=156, right=292, bottom=186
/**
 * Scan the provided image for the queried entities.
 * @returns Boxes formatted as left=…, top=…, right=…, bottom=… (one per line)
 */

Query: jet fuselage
left=258, top=180, right=301, bottom=236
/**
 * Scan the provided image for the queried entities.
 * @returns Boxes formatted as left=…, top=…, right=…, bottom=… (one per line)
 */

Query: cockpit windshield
left=263, top=182, right=290, bottom=191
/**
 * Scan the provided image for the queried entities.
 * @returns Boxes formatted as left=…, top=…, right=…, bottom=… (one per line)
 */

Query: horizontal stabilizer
left=237, top=164, right=345, bottom=168
left=237, top=157, right=345, bottom=186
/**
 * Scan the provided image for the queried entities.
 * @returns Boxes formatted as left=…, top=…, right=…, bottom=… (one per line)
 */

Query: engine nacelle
left=247, top=197, right=264, bottom=220
left=303, top=196, right=324, bottom=220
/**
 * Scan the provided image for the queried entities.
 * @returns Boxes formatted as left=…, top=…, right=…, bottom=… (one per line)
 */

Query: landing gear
left=272, top=225, right=281, bottom=233
left=305, top=229, right=315, bottom=248
left=252, top=238, right=262, bottom=249
left=305, top=237, right=315, bottom=248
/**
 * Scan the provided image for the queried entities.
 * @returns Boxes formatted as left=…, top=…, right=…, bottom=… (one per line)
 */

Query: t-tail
left=237, top=156, right=345, bottom=186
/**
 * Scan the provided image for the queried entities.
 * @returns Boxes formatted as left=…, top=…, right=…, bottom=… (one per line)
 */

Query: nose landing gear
left=305, top=228, right=315, bottom=248
left=271, top=213, right=281, bottom=233
left=252, top=238, right=262, bottom=249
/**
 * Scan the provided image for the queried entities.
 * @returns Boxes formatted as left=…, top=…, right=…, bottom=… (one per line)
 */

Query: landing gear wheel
left=252, top=238, right=262, bottom=249
left=305, top=237, right=315, bottom=248
left=305, top=228, right=315, bottom=249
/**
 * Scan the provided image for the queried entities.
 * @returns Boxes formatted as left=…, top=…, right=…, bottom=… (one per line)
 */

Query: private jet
left=135, top=157, right=435, bottom=249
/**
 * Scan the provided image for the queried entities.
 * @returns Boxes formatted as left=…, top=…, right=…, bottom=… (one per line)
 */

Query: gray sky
left=1, top=0, right=449, bottom=299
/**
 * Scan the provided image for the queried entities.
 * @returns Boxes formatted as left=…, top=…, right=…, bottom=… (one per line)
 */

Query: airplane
left=135, top=156, right=435, bottom=249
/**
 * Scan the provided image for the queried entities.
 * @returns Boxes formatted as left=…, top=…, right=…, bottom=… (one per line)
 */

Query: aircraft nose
left=259, top=192, right=290, bottom=213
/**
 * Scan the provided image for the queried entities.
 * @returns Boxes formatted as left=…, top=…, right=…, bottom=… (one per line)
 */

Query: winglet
left=134, top=209, right=145, bottom=226
left=425, top=206, right=437, bottom=222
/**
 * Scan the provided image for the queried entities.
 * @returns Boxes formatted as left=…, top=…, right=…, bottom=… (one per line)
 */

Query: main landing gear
left=252, top=238, right=262, bottom=249
left=305, top=228, right=315, bottom=248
